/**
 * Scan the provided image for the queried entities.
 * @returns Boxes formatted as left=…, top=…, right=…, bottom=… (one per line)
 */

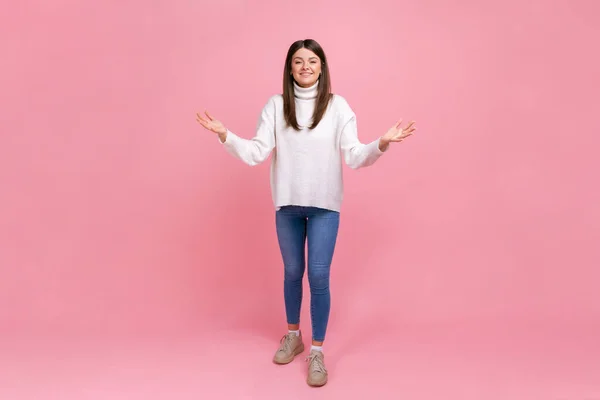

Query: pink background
left=1, top=0, right=599, bottom=398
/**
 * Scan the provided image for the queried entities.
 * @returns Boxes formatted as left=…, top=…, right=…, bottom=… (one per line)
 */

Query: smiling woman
left=291, top=48, right=322, bottom=86
left=195, top=38, right=416, bottom=387
left=283, top=40, right=330, bottom=131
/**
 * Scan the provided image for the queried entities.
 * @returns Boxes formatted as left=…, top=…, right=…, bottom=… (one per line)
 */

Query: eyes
left=294, top=60, right=319, bottom=65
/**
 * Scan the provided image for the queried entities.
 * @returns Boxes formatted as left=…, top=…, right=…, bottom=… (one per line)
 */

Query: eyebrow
left=293, top=56, right=319, bottom=61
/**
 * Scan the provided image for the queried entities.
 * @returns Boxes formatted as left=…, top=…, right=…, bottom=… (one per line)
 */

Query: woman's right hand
left=196, top=111, right=227, bottom=142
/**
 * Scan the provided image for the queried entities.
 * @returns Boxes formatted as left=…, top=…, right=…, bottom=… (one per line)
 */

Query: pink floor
left=1, top=321, right=598, bottom=399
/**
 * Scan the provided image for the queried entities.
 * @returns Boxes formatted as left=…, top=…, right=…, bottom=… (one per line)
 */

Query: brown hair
left=282, top=39, right=333, bottom=130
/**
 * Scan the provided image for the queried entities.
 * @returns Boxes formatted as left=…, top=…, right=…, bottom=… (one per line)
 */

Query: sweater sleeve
left=219, top=97, right=276, bottom=166
left=339, top=107, right=386, bottom=170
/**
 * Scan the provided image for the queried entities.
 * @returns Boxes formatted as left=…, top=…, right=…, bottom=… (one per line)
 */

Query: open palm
left=196, top=111, right=227, bottom=135
left=382, top=120, right=417, bottom=143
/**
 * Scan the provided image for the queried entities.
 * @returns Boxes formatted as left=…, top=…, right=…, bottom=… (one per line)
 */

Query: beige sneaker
left=273, top=332, right=305, bottom=364
left=306, top=350, right=328, bottom=387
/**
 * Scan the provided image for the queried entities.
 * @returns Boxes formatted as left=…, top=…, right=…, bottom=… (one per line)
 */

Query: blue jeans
left=275, top=206, right=340, bottom=342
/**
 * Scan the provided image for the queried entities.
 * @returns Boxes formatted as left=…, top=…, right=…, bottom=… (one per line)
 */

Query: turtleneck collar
left=293, top=80, right=319, bottom=100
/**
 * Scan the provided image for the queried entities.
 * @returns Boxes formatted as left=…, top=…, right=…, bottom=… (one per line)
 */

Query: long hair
left=282, top=39, right=333, bottom=131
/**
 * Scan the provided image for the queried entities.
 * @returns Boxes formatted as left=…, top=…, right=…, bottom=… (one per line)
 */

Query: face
left=291, top=48, right=322, bottom=88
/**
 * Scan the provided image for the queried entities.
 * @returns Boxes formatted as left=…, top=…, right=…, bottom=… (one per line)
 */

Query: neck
left=294, top=80, right=319, bottom=100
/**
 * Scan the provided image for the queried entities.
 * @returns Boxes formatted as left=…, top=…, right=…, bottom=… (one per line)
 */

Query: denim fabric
left=275, top=205, right=340, bottom=342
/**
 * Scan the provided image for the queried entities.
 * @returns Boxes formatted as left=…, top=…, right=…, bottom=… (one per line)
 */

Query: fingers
left=400, top=120, right=417, bottom=136
left=197, top=119, right=209, bottom=129
left=395, top=120, right=416, bottom=128
left=196, top=113, right=211, bottom=130
left=196, top=111, right=217, bottom=123
left=196, top=112, right=208, bottom=123
left=390, top=131, right=414, bottom=142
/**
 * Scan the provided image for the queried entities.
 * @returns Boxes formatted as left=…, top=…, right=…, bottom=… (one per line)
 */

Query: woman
left=197, top=39, right=416, bottom=387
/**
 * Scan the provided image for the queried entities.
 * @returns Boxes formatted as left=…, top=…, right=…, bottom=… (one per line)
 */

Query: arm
left=220, top=98, right=276, bottom=166
left=340, top=113, right=387, bottom=170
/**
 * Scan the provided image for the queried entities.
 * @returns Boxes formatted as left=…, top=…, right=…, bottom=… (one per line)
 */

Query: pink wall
left=1, top=0, right=599, bottom=338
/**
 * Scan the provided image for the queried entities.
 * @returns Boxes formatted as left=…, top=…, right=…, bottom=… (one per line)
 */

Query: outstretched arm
left=196, top=98, right=276, bottom=166
left=340, top=114, right=416, bottom=169
left=340, top=114, right=385, bottom=169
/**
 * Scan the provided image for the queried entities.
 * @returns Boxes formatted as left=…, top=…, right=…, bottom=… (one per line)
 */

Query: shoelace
left=306, top=352, right=327, bottom=374
left=277, top=334, right=295, bottom=353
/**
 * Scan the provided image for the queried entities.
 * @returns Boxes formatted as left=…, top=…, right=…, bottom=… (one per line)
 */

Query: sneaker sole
left=273, top=343, right=305, bottom=364
left=307, top=376, right=327, bottom=387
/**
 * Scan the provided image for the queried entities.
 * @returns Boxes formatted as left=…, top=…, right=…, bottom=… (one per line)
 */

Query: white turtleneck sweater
left=220, top=81, right=386, bottom=212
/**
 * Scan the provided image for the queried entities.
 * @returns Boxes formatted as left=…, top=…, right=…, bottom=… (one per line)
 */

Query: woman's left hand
left=382, top=120, right=416, bottom=144
left=378, top=120, right=416, bottom=151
